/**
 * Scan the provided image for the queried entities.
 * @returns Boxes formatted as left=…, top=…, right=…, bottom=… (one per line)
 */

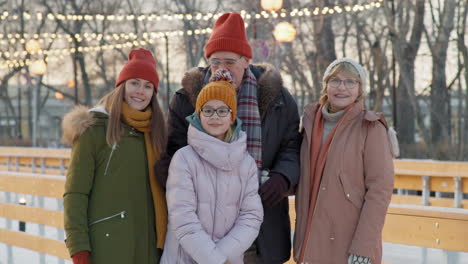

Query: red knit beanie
left=204, top=12, right=252, bottom=59
left=115, top=48, right=159, bottom=92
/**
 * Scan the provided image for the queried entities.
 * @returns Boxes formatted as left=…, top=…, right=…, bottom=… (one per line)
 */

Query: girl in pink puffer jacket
left=161, top=69, right=263, bottom=264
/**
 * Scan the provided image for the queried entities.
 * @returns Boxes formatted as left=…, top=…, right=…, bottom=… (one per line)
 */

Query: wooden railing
left=285, top=199, right=468, bottom=263
left=2, top=149, right=466, bottom=208
left=1, top=147, right=468, bottom=262
left=392, top=159, right=468, bottom=208
left=0, top=171, right=69, bottom=260
left=0, top=147, right=70, bottom=175
left=382, top=204, right=468, bottom=252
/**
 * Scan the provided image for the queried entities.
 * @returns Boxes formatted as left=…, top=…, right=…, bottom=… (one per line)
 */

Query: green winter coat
left=63, top=106, right=161, bottom=263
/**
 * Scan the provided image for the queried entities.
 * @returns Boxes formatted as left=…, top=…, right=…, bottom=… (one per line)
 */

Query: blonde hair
left=97, top=82, right=167, bottom=154
left=223, top=126, right=234, bottom=142
left=319, top=62, right=365, bottom=105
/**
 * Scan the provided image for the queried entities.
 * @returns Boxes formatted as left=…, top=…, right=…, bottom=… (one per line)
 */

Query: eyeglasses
left=200, top=106, right=232, bottom=117
left=327, top=78, right=359, bottom=89
left=209, top=57, right=243, bottom=68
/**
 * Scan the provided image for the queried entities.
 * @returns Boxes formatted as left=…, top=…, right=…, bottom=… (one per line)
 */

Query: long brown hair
left=97, top=82, right=167, bottom=155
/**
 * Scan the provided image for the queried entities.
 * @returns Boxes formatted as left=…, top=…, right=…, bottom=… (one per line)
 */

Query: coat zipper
left=211, top=170, right=219, bottom=240
left=104, top=143, right=117, bottom=176
left=177, top=245, right=183, bottom=264
left=89, top=210, right=126, bottom=226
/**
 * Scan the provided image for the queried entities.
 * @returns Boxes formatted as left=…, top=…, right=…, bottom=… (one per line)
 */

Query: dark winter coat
left=63, top=106, right=160, bottom=264
left=156, top=64, right=301, bottom=263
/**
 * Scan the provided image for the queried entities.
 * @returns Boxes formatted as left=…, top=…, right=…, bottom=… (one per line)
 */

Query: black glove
left=259, top=172, right=289, bottom=208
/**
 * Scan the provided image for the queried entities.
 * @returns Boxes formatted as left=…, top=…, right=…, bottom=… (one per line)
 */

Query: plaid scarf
left=203, top=67, right=262, bottom=169
left=237, top=68, right=262, bottom=169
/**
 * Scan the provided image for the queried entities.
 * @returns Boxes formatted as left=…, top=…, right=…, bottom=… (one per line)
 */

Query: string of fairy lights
left=0, top=0, right=383, bottom=69
left=0, top=27, right=213, bottom=58
left=0, top=0, right=382, bottom=44
left=0, top=1, right=382, bottom=22
left=0, top=28, right=214, bottom=48
left=0, top=27, right=214, bottom=69
left=0, top=40, right=147, bottom=69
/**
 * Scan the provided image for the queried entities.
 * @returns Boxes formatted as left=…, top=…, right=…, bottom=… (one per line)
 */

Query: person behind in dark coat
left=62, top=48, right=167, bottom=264
left=155, top=12, right=302, bottom=264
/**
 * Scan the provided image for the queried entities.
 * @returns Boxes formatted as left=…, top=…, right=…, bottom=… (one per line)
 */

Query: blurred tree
left=42, top=0, right=93, bottom=105
left=424, top=0, right=457, bottom=147
left=385, top=0, right=426, bottom=149
left=456, top=0, right=467, bottom=159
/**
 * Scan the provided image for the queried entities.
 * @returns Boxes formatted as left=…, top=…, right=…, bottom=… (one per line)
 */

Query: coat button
left=330, top=237, right=335, bottom=240
left=322, top=187, right=326, bottom=191
left=105, top=233, right=109, bottom=237
left=346, top=193, right=350, bottom=198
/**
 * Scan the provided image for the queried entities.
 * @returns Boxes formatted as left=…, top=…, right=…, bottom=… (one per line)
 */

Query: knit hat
left=204, top=12, right=252, bottom=59
left=196, top=69, right=237, bottom=122
left=323, top=57, right=367, bottom=92
left=115, top=48, right=159, bottom=92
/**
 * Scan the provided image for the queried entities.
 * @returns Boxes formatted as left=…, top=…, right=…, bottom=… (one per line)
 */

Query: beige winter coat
left=293, top=102, right=394, bottom=264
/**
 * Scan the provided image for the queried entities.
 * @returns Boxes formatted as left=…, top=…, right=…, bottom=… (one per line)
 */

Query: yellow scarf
left=121, top=102, right=167, bottom=249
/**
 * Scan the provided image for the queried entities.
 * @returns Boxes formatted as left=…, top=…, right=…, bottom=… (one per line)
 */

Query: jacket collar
left=89, top=106, right=108, bottom=115
left=302, top=101, right=364, bottom=144
left=342, top=101, right=364, bottom=123
left=304, top=101, right=364, bottom=124
left=187, top=124, right=247, bottom=171
left=181, top=64, right=283, bottom=117
left=302, top=102, right=319, bottom=141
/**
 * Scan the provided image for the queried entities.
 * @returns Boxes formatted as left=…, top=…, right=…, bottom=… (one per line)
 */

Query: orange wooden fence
left=1, top=147, right=468, bottom=262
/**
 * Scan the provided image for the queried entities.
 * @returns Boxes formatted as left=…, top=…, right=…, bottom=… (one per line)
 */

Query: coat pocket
left=89, top=210, right=131, bottom=263
left=89, top=210, right=126, bottom=226
left=338, top=172, right=364, bottom=209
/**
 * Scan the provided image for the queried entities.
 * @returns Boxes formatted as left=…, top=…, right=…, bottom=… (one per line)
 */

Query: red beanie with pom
left=115, top=48, right=159, bottom=92
left=204, top=12, right=252, bottom=59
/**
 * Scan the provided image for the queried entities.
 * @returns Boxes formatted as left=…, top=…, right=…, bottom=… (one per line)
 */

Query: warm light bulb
left=273, top=22, right=296, bottom=42
left=25, top=39, right=41, bottom=54
left=30, top=60, right=47, bottom=75
left=261, top=0, right=283, bottom=11
left=55, top=92, right=64, bottom=100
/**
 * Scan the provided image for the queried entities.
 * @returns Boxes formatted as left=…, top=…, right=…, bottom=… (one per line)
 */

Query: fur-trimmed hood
left=61, top=105, right=107, bottom=146
left=181, top=64, right=284, bottom=117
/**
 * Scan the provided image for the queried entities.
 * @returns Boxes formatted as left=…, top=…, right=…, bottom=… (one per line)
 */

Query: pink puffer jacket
left=161, top=125, right=263, bottom=264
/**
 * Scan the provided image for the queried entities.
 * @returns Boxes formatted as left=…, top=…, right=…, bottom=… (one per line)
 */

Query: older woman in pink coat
left=294, top=58, right=398, bottom=264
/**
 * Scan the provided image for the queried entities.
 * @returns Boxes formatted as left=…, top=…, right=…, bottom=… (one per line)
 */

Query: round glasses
left=200, top=106, right=232, bottom=117
left=327, top=78, right=359, bottom=89
left=209, top=56, right=243, bottom=68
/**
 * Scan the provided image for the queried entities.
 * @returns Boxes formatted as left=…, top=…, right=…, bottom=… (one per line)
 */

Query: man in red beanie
left=156, top=12, right=301, bottom=264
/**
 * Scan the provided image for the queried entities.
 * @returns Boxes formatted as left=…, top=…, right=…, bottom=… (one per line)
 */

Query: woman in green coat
left=62, top=48, right=167, bottom=264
